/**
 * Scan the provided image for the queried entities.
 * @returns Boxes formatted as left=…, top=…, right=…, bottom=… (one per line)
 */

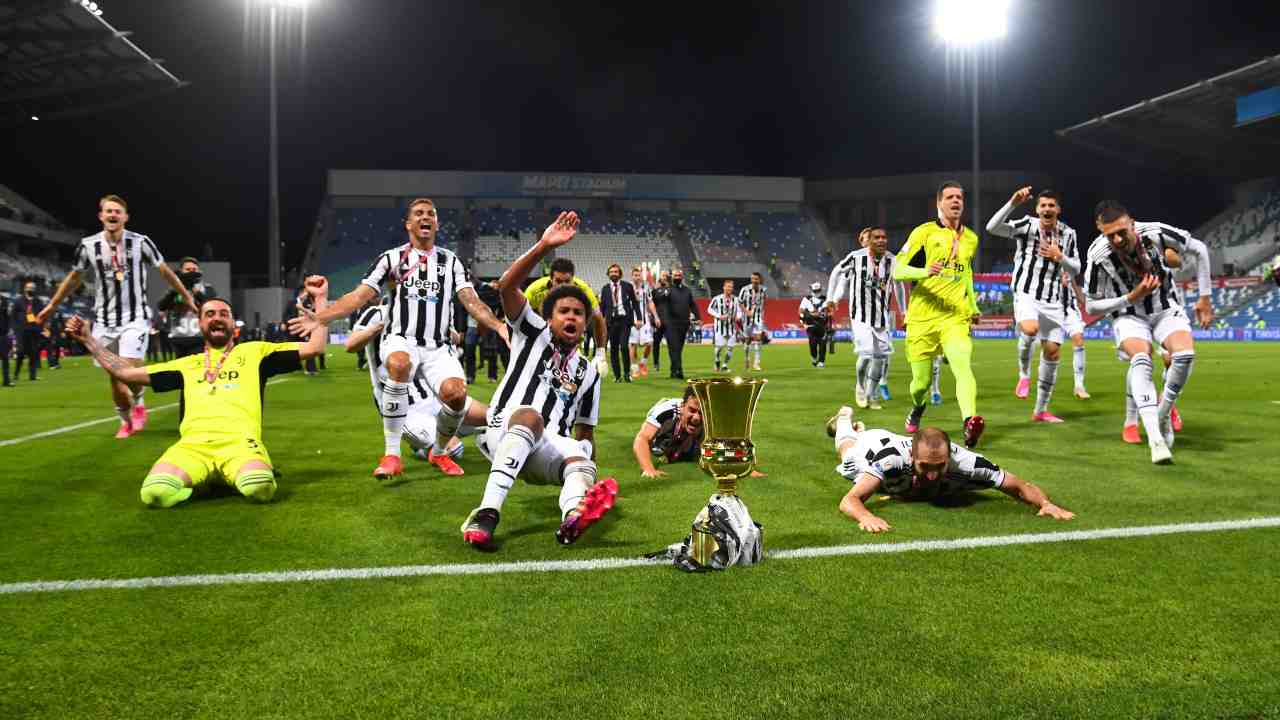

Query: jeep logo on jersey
left=197, top=370, right=241, bottom=384
left=403, top=278, right=442, bottom=295
left=542, top=357, right=585, bottom=392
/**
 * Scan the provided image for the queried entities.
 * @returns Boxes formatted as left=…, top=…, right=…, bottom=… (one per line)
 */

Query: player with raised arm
left=65, top=286, right=328, bottom=508
left=344, top=302, right=488, bottom=463
left=708, top=279, right=743, bottom=373
left=460, top=211, right=617, bottom=549
left=1084, top=201, right=1214, bottom=464
left=39, top=194, right=198, bottom=438
left=826, top=407, right=1074, bottom=533
left=986, top=187, right=1081, bottom=423
left=737, top=272, right=768, bottom=371
left=828, top=226, right=906, bottom=410
left=523, top=256, right=608, bottom=374
left=288, top=198, right=509, bottom=480
left=893, top=182, right=985, bottom=447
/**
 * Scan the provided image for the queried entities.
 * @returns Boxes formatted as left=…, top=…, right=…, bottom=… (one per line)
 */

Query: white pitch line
left=0, top=378, right=293, bottom=448
left=2, top=516, right=1277, bottom=596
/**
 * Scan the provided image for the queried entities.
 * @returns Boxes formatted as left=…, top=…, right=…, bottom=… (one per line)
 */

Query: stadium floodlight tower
left=253, top=0, right=312, bottom=287
left=933, top=0, right=1008, bottom=271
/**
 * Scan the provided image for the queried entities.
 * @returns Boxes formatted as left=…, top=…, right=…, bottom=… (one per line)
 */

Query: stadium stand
left=684, top=212, right=754, bottom=263
left=1223, top=286, right=1280, bottom=328
left=753, top=211, right=831, bottom=272
left=554, top=233, right=683, bottom=292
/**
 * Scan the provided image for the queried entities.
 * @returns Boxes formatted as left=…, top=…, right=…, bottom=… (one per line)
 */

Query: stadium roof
left=0, top=0, right=186, bottom=128
left=1056, top=53, right=1280, bottom=180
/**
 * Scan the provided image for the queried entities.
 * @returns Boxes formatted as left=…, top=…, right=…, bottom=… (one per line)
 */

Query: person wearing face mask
left=159, top=257, right=219, bottom=359
left=655, top=268, right=700, bottom=380
left=12, top=280, right=46, bottom=382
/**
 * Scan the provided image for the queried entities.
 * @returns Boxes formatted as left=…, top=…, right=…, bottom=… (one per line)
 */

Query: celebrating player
left=737, top=272, right=768, bottom=371
left=39, top=194, right=198, bottom=438
left=629, top=266, right=659, bottom=378
left=523, top=256, right=607, bottom=370
left=828, top=226, right=905, bottom=410
left=893, top=182, right=985, bottom=446
left=288, top=198, right=508, bottom=480
left=632, top=387, right=767, bottom=479
left=461, top=211, right=617, bottom=549
left=707, top=279, right=743, bottom=373
left=986, top=187, right=1082, bottom=423
left=826, top=407, right=1075, bottom=533
left=1084, top=201, right=1213, bottom=464
left=345, top=302, right=487, bottom=463
left=65, top=287, right=328, bottom=508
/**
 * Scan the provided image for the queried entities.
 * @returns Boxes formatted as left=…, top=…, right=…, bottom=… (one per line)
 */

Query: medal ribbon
left=204, top=338, right=235, bottom=387
left=108, top=238, right=125, bottom=279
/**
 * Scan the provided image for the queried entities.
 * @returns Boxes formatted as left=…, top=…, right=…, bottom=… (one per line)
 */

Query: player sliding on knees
left=826, top=407, right=1074, bottom=532
left=65, top=288, right=329, bottom=508
left=461, top=211, right=617, bottom=549
left=288, top=198, right=509, bottom=480
left=345, top=302, right=489, bottom=465
left=1084, top=201, right=1213, bottom=464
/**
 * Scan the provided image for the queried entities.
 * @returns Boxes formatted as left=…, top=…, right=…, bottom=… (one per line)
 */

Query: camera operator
left=158, top=257, right=218, bottom=358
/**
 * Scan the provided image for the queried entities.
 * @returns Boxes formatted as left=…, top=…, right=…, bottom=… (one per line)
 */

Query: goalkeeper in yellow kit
left=893, top=181, right=985, bottom=447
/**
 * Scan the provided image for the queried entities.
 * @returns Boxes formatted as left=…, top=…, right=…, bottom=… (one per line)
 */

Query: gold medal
left=115, top=270, right=124, bottom=282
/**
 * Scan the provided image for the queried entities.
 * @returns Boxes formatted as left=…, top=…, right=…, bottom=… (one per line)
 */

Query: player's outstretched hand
left=749, top=469, right=767, bottom=478
left=858, top=515, right=891, bottom=533
left=66, top=315, right=91, bottom=343
left=641, top=468, right=668, bottom=479
left=1194, top=296, right=1214, bottom=329
left=302, top=274, right=329, bottom=299
left=540, top=211, right=579, bottom=249
left=286, top=307, right=321, bottom=338
left=1037, top=503, right=1075, bottom=521
left=1011, top=186, right=1033, bottom=205
left=35, top=306, right=51, bottom=327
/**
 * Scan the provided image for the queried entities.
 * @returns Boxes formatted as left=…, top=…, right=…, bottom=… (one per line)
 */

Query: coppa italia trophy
left=652, top=376, right=766, bottom=572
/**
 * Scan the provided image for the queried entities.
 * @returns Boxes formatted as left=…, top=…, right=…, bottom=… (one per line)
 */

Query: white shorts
left=477, top=406, right=593, bottom=485
left=92, top=318, right=149, bottom=361
left=1112, top=307, right=1192, bottom=350
left=630, top=324, right=653, bottom=345
left=742, top=321, right=766, bottom=337
left=1013, top=293, right=1066, bottom=345
left=850, top=321, right=894, bottom=357
left=380, top=335, right=465, bottom=396
left=714, top=331, right=737, bottom=348
left=1062, top=305, right=1084, bottom=338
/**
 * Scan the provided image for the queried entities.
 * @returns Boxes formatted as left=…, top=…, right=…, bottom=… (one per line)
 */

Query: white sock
left=1125, top=389, right=1138, bottom=426
left=558, top=460, right=597, bottom=518
left=433, top=397, right=470, bottom=454
left=868, top=355, right=887, bottom=399
left=724, top=347, right=733, bottom=366
left=1127, top=353, right=1162, bottom=443
left=856, top=356, right=871, bottom=393
left=1034, top=359, right=1059, bottom=414
left=116, top=406, right=131, bottom=424
left=715, top=347, right=723, bottom=366
left=1073, top=346, right=1086, bottom=388
left=931, top=356, right=942, bottom=394
left=132, top=387, right=145, bottom=407
left=481, top=425, right=537, bottom=510
left=880, top=356, right=891, bottom=386
left=381, top=381, right=410, bottom=457
left=1158, top=350, right=1194, bottom=418
left=1017, top=334, right=1035, bottom=379
left=752, top=342, right=761, bottom=365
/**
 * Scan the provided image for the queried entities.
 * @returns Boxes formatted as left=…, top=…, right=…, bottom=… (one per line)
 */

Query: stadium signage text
left=521, top=175, right=628, bottom=196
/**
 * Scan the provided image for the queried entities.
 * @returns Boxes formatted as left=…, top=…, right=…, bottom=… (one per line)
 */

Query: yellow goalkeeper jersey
left=524, top=276, right=599, bottom=317
left=895, top=220, right=980, bottom=325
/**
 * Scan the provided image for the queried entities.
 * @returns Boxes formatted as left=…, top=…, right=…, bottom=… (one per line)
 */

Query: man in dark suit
left=12, top=280, right=45, bottom=382
left=599, top=263, right=640, bottom=382
left=657, top=267, right=701, bottom=379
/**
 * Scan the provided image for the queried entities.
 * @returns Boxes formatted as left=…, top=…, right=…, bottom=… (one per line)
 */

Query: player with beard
left=65, top=287, right=329, bottom=508
left=461, top=212, right=617, bottom=549
left=633, top=385, right=767, bottom=480
left=289, top=198, right=509, bottom=481
left=825, top=407, right=1075, bottom=532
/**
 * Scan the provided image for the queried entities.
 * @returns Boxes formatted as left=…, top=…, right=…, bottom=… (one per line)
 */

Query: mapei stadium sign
left=521, top=174, right=628, bottom=196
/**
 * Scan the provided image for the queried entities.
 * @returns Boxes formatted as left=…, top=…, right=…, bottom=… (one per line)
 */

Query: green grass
left=2, top=341, right=1279, bottom=719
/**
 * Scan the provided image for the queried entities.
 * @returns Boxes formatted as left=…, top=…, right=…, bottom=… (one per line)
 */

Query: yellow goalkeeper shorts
left=155, top=434, right=274, bottom=488
left=905, top=317, right=972, bottom=362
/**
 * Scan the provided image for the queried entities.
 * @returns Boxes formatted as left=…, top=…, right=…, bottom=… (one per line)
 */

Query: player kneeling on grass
left=826, top=407, right=1074, bottom=532
left=66, top=287, right=329, bottom=508
left=462, top=212, right=618, bottom=549
left=345, top=303, right=488, bottom=464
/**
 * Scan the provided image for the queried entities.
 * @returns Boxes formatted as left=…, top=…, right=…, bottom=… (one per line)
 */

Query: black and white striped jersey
left=835, top=428, right=1005, bottom=497
left=827, top=248, right=904, bottom=330
left=707, top=294, right=742, bottom=336
left=634, top=283, right=654, bottom=326
left=360, top=243, right=471, bottom=348
left=488, top=300, right=601, bottom=436
left=73, top=230, right=165, bottom=327
left=988, top=213, right=1081, bottom=306
left=737, top=284, right=767, bottom=325
left=644, top=397, right=681, bottom=428
left=1084, top=225, right=1183, bottom=320
left=1133, top=221, right=1211, bottom=303
left=352, top=305, right=434, bottom=410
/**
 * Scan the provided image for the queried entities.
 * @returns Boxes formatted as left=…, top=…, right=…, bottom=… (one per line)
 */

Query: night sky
left=7, top=0, right=1277, bottom=276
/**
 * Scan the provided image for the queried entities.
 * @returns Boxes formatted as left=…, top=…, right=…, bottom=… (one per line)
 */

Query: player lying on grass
left=461, top=211, right=618, bottom=549
left=66, top=285, right=329, bottom=508
left=826, top=407, right=1074, bottom=533
left=632, top=385, right=768, bottom=480
left=344, top=303, right=488, bottom=464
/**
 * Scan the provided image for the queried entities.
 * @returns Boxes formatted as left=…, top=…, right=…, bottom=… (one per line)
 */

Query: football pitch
left=2, top=340, right=1278, bottom=719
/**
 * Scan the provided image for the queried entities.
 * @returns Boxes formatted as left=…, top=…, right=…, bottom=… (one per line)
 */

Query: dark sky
left=7, top=0, right=1277, bottom=276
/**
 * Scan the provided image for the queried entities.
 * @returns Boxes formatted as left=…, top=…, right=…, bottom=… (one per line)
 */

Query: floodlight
left=30, top=115, right=39, bottom=121
left=933, top=0, right=1009, bottom=46
left=255, top=0, right=312, bottom=7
